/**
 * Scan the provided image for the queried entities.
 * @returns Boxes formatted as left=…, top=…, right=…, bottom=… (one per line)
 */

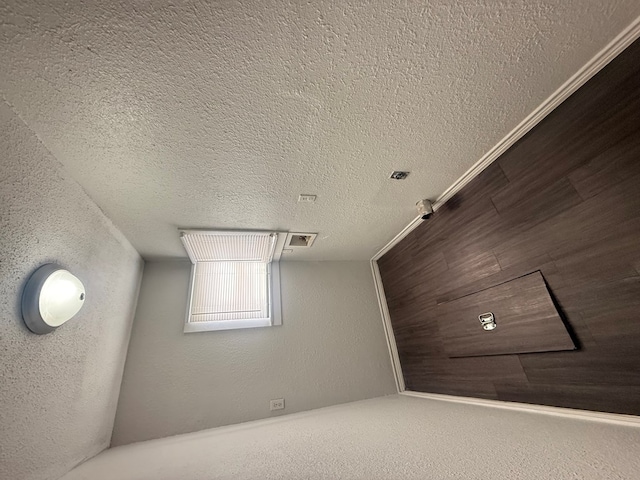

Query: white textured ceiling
left=2, top=1, right=639, bottom=261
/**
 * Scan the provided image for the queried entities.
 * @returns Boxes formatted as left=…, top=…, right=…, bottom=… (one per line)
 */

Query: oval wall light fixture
left=22, top=264, right=86, bottom=334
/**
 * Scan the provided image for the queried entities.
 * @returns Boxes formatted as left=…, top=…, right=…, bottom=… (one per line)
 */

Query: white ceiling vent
left=286, top=233, right=317, bottom=248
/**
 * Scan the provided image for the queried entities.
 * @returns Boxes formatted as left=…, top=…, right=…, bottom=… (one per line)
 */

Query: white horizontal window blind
left=191, top=262, right=269, bottom=322
left=181, top=232, right=276, bottom=263
left=180, top=231, right=282, bottom=331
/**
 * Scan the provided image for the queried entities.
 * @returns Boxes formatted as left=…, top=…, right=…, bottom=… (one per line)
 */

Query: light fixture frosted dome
left=22, top=264, right=86, bottom=334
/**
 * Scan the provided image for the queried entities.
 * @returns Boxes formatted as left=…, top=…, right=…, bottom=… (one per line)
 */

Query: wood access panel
left=437, top=271, right=575, bottom=358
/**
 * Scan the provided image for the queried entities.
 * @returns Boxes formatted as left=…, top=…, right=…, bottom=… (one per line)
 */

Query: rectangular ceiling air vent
left=286, top=232, right=317, bottom=248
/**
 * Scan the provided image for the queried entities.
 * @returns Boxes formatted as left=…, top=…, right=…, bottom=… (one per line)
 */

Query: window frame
left=181, top=230, right=285, bottom=333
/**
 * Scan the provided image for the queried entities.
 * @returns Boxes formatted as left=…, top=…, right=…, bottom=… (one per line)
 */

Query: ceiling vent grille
left=285, top=233, right=317, bottom=248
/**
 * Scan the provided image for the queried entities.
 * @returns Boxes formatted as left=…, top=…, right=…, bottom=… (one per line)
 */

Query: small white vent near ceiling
left=286, top=233, right=317, bottom=248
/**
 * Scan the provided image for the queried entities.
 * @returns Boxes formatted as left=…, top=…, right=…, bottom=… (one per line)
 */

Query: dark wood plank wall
left=378, top=38, right=640, bottom=415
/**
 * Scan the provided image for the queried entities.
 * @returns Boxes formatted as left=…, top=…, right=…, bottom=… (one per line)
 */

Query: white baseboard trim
left=401, top=391, right=640, bottom=427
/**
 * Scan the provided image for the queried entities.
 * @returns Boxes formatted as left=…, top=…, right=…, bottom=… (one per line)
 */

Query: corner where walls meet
left=0, top=101, right=144, bottom=480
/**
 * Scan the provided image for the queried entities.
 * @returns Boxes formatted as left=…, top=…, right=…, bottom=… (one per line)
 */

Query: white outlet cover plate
left=298, top=194, right=317, bottom=203
left=270, top=398, right=285, bottom=411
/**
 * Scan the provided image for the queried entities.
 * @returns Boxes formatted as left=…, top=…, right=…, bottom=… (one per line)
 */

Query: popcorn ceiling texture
left=2, top=1, right=640, bottom=261
left=64, top=395, right=640, bottom=480
left=0, top=101, right=143, bottom=480
left=111, top=261, right=396, bottom=446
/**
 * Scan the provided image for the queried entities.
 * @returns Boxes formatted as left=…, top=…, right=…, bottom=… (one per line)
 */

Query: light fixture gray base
left=21, top=263, right=63, bottom=334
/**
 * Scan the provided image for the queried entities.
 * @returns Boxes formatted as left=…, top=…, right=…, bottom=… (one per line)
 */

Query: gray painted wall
left=0, top=101, right=144, bottom=480
left=112, top=260, right=396, bottom=445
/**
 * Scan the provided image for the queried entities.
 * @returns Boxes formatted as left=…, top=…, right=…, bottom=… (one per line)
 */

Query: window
left=180, top=230, right=285, bottom=332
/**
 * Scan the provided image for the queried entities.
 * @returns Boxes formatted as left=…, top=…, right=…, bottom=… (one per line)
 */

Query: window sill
left=183, top=318, right=274, bottom=333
